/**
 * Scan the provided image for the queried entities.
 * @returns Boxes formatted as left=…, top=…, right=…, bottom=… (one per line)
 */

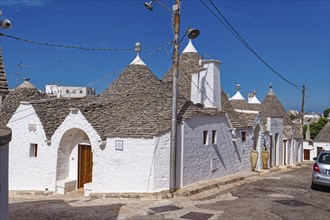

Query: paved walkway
left=9, top=163, right=311, bottom=219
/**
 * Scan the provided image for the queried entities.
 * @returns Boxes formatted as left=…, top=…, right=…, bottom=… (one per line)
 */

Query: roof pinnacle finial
left=253, top=90, right=256, bottom=96
left=130, top=42, right=146, bottom=66
left=237, top=84, right=241, bottom=91
left=182, top=39, right=198, bottom=54
left=268, top=83, right=275, bottom=95
left=135, top=42, right=142, bottom=54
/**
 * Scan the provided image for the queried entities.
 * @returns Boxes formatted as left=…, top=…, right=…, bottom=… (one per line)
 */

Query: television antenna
left=14, top=62, right=35, bottom=84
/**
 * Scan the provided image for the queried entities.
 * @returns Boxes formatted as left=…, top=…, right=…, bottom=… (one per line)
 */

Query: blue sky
left=0, top=0, right=329, bottom=113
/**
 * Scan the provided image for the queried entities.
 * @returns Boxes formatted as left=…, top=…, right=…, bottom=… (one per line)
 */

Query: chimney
left=191, top=59, right=222, bottom=109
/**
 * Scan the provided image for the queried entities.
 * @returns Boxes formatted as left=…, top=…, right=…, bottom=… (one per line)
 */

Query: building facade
left=45, top=84, right=96, bottom=98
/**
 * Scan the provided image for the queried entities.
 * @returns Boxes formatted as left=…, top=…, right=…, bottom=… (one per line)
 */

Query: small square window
left=212, top=130, right=217, bottom=144
left=66, top=90, right=69, bottom=94
left=241, top=131, right=246, bottom=141
left=203, top=131, right=209, bottom=145
left=30, top=144, right=38, bottom=157
left=80, top=90, right=83, bottom=94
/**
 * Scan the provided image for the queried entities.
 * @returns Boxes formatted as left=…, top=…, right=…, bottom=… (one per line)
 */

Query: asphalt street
left=9, top=163, right=330, bottom=220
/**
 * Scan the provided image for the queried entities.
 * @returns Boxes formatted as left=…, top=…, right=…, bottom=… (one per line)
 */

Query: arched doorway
left=56, top=128, right=93, bottom=192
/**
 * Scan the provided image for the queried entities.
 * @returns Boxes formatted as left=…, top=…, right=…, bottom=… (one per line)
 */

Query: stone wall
left=8, top=103, right=56, bottom=191
left=180, top=115, right=253, bottom=187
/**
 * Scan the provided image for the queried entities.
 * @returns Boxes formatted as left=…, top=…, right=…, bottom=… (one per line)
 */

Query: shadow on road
left=9, top=199, right=125, bottom=220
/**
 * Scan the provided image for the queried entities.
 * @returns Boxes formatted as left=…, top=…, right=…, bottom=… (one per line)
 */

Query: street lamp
left=144, top=0, right=199, bottom=193
left=0, top=11, right=11, bottom=30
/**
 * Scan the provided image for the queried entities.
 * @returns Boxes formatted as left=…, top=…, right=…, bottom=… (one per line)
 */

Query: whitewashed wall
left=8, top=103, right=57, bottom=191
left=179, top=115, right=253, bottom=187
left=310, top=141, right=330, bottom=159
left=153, top=133, right=170, bottom=192
left=51, top=109, right=100, bottom=193
left=267, top=117, right=283, bottom=166
left=88, top=137, right=157, bottom=193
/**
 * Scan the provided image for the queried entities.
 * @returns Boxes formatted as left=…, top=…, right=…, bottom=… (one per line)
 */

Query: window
left=66, top=90, right=69, bottom=94
left=212, top=130, right=217, bottom=144
left=80, top=90, right=83, bottom=94
left=203, top=131, right=209, bottom=145
left=241, top=131, right=246, bottom=141
left=30, top=144, right=38, bottom=157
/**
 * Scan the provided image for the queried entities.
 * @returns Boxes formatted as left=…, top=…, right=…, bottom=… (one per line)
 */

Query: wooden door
left=78, top=145, right=93, bottom=188
left=304, top=149, right=310, bottom=160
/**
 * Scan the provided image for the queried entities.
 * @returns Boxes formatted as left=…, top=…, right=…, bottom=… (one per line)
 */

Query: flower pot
left=250, top=150, right=259, bottom=171
left=261, top=150, right=270, bottom=169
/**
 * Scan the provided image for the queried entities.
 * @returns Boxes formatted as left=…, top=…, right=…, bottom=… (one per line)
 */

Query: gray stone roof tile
left=314, top=122, right=330, bottom=143
left=0, top=86, right=48, bottom=125
left=0, top=48, right=9, bottom=96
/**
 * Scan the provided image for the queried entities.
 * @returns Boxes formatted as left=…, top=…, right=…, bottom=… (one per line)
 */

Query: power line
left=200, top=0, right=303, bottom=90
left=17, top=40, right=173, bottom=104
left=0, top=33, right=171, bottom=52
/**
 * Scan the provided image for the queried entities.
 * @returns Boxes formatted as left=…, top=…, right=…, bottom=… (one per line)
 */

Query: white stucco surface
left=88, top=137, right=157, bottom=193
left=8, top=103, right=57, bottom=191
left=267, top=117, right=284, bottom=167
left=153, top=133, right=170, bottom=191
left=179, top=115, right=253, bottom=187
left=51, top=109, right=100, bottom=194
left=191, top=60, right=221, bottom=109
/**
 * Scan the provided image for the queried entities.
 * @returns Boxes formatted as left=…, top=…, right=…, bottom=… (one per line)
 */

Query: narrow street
left=9, top=163, right=330, bottom=220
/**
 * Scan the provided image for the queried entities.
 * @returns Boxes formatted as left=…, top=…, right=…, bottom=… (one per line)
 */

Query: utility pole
left=170, top=0, right=180, bottom=194
left=301, top=85, right=305, bottom=135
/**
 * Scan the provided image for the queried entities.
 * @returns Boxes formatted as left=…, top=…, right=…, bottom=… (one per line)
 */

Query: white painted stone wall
left=303, top=140, right=313, bottom=160
left=179, top=115, right=253, bottom=187
left=8, top=103, right=57, bottom=191
left=153, top=133, right=170, bottom=191
left=267, top=117, right=284, bottom=166
left=51, top=109, right=100, bottom=193
left=308, top=141, right=330, bottom=160
left=88, top=137, right=156, bottom=193
left=191, top=60, right=221, bottom=109
left=252, top=116, right=264, bottom=171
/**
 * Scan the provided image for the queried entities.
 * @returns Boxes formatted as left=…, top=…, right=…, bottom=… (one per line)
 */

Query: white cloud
left=1, top=0, right=51, bottom=8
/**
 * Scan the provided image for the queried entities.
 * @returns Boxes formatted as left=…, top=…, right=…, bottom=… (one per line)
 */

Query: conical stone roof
left=261, top=86, right=292, bottom=126
left=162, top=52, right=201, bottom=100
left=0, top=80, right=48, bottom=125
left=0, top=48, right=9, bottom=97
left=314, top=122, right=330, bottom=143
